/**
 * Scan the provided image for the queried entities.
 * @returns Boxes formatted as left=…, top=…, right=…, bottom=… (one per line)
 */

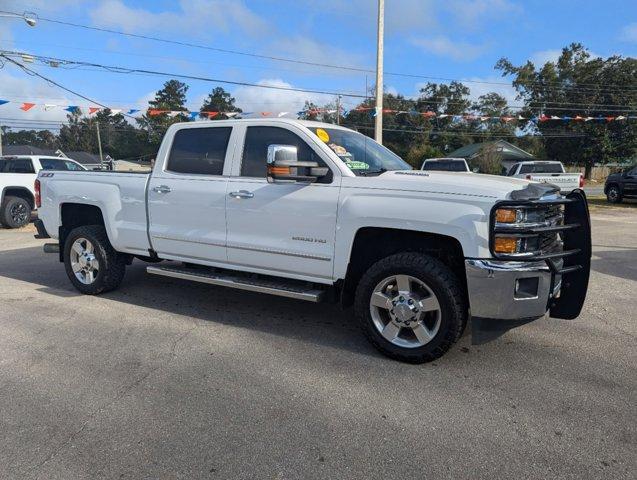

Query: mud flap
left=549, top=189, right=592, bottom=319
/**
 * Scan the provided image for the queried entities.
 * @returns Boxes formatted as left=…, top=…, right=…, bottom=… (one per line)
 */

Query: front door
left=226, top=125, right=339, bottom=281
left=148, top=125, right=233, bottom=264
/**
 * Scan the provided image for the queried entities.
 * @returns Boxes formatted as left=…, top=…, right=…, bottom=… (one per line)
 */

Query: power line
left=28, top=12, right=637, bottom=94
left=2, top=50, right=636, bottom=113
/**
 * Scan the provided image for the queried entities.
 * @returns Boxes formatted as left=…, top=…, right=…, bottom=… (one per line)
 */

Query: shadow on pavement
left=591, top=248, right=637, bottom=282
left=0, top=245, right=383, bottom=359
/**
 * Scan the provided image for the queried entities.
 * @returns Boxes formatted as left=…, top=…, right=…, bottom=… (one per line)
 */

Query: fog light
left=515, top=277, right=539, bottom=299
left=495, top=208, right=518, bottom=223
left=494, top=236, right=519, bottom=253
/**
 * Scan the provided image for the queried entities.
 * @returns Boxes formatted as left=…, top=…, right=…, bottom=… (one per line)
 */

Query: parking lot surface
left=0, top=208, right=635, bottom=479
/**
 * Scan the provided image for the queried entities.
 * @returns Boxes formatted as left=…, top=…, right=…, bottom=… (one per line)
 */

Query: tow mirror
left=266, top=144, right=328, bottom=183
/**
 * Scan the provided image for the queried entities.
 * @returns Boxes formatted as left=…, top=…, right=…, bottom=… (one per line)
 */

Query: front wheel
left=606, top=185, right=622, bottom=203
left=355, top=252, right=467, bottom=363
left=63, top=225, right=126, bottom=295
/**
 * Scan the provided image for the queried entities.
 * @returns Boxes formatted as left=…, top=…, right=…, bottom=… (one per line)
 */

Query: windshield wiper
left=357, top=168, right=387, bottom=176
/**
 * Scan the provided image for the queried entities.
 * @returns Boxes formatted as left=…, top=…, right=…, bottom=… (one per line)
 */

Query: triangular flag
left=584, top=116, right=594, bottom=122
left=438, top=114, right=449, bottom=119
left=188, top=112, right=198, bottom=120
left=20, top=102, right=36, bottom=111
left=226, top=112, right=240, bottom=118
left=551, top=115, right=561, bottom=120
left=44, top=104, right=57, bottom=111
left=260, top=112, right=271, bottom=117
left=109, top=109, right=122, bottom=116
left=615, top=115, right=626, bottom=121
left=89, top=107, right=101, bottom=115
left=167, top=111, right=181, bottom=118
left=65, top=106, right=79, bottom=113
left=277, top=112, right=289, bottom=117
left=0, top=99, right=9, bottom=106
left=127, top=109, right=140, bottom=115
left=148, top=109, right=167, bottom=116
left=207, top=111, right=219, bottom=119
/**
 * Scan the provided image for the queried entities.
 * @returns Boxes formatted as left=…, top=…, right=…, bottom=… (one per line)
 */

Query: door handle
left=152, top=185, right=171, bottom=194
left=229, top=190, right=254, bottom=199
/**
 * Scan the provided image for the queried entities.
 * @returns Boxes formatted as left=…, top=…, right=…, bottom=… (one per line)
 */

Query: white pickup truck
left=0, top=155, right=86, bottom=228
left=507, top=161, right=584, bottom=192
left=35, top=119, right=591, bottom=363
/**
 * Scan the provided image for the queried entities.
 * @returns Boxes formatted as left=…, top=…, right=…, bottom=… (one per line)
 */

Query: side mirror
left=266, top=144, right=329, bottom=183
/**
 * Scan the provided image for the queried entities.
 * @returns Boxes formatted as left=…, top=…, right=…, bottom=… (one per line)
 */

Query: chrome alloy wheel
left=9, top=202, right=29, bottom=225
left=608, top=187, right=619, bottom=201
left=369, top=274, right=442, bottom=349
left=70, top=238, right=99, bottom=284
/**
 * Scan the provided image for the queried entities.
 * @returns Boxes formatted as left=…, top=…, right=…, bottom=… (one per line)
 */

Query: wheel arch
left=340, top=227, right=467, bottom=308
left=58, top=203, right=107, bottom=261
left=1, top=186, right=35, bottom=209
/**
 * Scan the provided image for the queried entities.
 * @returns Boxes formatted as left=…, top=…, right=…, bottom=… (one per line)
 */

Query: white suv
left=0, top=155, right=85, bottom=228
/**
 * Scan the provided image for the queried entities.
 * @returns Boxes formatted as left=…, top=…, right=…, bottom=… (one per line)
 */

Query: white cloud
left=232, top=79, right=335, bottom=115
left=530, top=49, right=562, bottom=66
left=411, top=36, right=488, bottom=61
left=445, top=0, right=520, bottom=28
left=620, top=22, right=637, bottom=42
left=463, top=76, right=519, bottom=104
left=89, top=0, right=267, bottom=37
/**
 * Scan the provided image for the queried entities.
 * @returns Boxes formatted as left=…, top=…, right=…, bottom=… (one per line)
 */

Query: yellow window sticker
left=316, top=128, right=330, bottom=143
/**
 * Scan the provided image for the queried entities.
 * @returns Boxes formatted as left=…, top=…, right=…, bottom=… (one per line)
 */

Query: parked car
left=604, top=164, right=637, bottom=203
left=35, top=119, right=591, bottom=363
left=0, top=155, right=86, bottom=228
left=421, top=157, right=470, bottom=172
left=507, top=161, right=584, bottom=192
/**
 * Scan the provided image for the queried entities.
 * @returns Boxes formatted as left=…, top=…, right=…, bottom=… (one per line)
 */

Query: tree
left=137, top=80, right=190, bottom=148
left=199, top=87, right=242, bottom=119
left=496, top=43, right=637, bottom=177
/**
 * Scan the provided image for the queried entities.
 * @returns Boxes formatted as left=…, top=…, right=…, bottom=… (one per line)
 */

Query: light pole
left=374, top=0, right=384, bottom=144
left=0, top=11, right=37, bottom=27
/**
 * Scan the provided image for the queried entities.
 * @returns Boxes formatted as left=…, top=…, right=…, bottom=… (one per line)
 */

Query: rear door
left=147, top=125, right=235, bottom=264
left=225, top=124, right=340, bottom=282
left=624, top=166, right=637, bottom=196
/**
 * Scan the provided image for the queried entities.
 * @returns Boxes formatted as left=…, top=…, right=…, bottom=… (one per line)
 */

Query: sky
left=0, top=0, right=636, bottom=128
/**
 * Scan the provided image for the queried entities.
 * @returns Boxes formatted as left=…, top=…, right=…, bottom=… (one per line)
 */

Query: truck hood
left=342, top=170, right=535, bottom=200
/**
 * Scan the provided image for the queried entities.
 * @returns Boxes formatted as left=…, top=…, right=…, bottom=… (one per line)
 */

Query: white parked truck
left=35, top=119, right=591, bottom=363
left=0, top=155, right=86, bottom=228
left=507, top=161, right=583, bottom=192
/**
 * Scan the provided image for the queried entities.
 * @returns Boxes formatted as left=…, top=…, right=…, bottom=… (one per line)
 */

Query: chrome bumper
left=465, top=259, right=561, bottom=320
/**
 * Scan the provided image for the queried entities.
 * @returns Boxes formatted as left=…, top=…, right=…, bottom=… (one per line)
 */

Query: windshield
left=422, top=160, right=467, bottom=172
left=310, top=127, right=411, bottom=175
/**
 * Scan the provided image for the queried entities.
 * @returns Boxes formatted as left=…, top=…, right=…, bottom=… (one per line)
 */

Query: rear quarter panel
left=39, top=172, right=151, bottom=255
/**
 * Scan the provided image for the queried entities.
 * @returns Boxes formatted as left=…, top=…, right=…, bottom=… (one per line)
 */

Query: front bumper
left=465, top=259, right=561, bottom=320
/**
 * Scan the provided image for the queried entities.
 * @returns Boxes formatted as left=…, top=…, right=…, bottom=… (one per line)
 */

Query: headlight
left=492, top=203, right=566, bottom=258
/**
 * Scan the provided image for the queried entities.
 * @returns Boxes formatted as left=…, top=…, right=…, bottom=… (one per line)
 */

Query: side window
left=241, top=126, right=331, bottom=182
left=518, top=164, right=532, bottom=174
left=8, top=159, right=35, bottom=174
left=167, top=127, right=232, bottom=175
left=40, top=159, right=68, bottom=171
left=506, top=164, right=518, bottom=176
left=64, top=161, right=84, bottom=171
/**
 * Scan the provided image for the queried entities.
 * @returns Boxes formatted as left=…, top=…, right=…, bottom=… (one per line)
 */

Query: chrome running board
left=147, top=265, right=325, bottom=302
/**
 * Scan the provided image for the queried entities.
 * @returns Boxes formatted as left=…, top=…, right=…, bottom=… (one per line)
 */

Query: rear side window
left=167, top=127, right=232, bottom=175
left=241, top=126, right=329, bottom=181
left=39, top=159, right=85, bottom=171
left=0, top=158, right=35, bottom=174
left=519, top=163, right=563, bottom=174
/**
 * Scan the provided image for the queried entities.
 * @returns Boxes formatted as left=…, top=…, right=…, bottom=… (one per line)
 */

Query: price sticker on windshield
left=316, top=128, right=330, bottom=143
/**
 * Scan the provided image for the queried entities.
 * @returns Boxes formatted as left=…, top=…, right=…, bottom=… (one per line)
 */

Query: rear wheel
left=606, top=185, right=622, bottom=203
left=0, top=196, right=31, bottom=228
left=355, top=252, right=467, bottom=363
left=64, top=225, right=126, bottom=294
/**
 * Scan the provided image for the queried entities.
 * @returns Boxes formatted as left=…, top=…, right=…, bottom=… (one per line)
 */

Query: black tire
left=0, top=196, right=31, bottom=229
left=606, top=185, right=622, bottom=203
left=63, top=225, right=126, bottom=295
left=355, top=252, right=467, bottom=363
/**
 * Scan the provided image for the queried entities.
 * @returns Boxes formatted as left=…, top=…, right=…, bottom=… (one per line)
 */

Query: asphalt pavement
left=0, top=207, right=635, bottom=479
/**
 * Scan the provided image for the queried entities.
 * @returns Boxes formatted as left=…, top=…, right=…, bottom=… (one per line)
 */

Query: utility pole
left=95, top=121, right=104, bottom=169
left=0, top=126, right=3, bottom=157
left=374, top=0, right=385, bottom=144
left=336, top=95, right=341, bottom=125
